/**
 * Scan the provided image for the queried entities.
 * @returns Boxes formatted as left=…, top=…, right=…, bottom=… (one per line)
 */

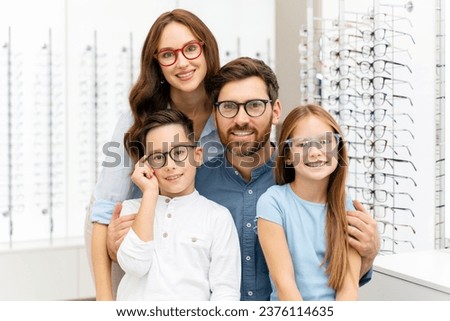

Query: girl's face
left=287, top=116, right=339, bottom=184
left=157, top=22, right=208, bottom=94
left=145, top=124, right=203, bottom=198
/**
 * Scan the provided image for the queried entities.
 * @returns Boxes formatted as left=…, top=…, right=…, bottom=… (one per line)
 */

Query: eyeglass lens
left=156, top=41, right=203, bottom=66
left=147, top=145, right=194, bottom=168
left=216, top=99, right=270, bottom=118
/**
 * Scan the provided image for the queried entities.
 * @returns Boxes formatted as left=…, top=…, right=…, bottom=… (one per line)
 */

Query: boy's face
left=145, top=124, right=202, bottom=198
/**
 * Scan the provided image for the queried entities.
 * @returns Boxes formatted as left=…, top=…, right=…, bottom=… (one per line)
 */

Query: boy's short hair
left=125, top=109, right=195, bottom=164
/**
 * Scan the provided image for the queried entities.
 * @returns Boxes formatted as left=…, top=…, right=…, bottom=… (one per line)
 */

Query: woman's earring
left=160, top=78, right=165, bottom=84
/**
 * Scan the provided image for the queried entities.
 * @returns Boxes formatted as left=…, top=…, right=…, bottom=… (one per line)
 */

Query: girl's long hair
left=275, top=104, right=350, bottom=290
left=125, top=9, right=219, bottom=163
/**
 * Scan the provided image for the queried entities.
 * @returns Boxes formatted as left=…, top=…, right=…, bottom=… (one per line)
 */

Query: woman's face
left=157, top=22, right=208, bottom=95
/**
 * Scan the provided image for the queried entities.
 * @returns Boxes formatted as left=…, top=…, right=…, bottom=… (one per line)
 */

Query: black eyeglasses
left=364, top=171, right=417, bottom=187
left=330, top=64, right=352, bottom=76
left=347, top=185, right=414, bottom=202
left=361, top=43, right=411, bottom=59
left=146, top=145, right=197, bottom=169
left=328, top=94, right=360, bottom=106
left=359, top=59, right=412, bottom=74
left=349, top=138, right=411, bottom=156
left=361, top=76, right=413, bottom=91
left=360, top=202, right=415, bottom=218
left=361, top=43, right=389, bottom=58
left=361, top=92, right=414, bottom=107
left=362, top=156, right=417, bottom=171
left=363, top=125, right=415, bottom=139
left=155, top=41, right=204, bottom=67
left=214, top=99, right=271, bottom=118
left=330, top=78, right=352, bottom=91
left=330, top=49, right=363, bottom=61
left=347, top=138, right=387, bottom=153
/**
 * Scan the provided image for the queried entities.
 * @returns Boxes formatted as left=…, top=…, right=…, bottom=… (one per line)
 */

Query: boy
left=116, top=109, right=240, bottom=300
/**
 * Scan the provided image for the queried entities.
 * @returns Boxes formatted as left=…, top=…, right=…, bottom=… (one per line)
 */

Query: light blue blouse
left=90, top=110, right=222, bottom=224
left=256, top=184, right=355, bottom=301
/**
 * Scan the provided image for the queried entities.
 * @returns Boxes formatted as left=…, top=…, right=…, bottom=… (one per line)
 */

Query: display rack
left=299, top=0, right=420, bottom=254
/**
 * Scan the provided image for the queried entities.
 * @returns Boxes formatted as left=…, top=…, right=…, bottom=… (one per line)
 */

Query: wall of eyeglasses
left=0, top=6, right=68, bottom=245
left=298, top=0, right=442, bottom=254
left=435, top=0, right=446, bottom=248
left=0, top=0, right=276, bottom=248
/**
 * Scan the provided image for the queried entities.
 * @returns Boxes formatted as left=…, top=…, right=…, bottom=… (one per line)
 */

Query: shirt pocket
left=179, top=232, right=212, bottom=249
left=178, top=232, right=212, bottom=270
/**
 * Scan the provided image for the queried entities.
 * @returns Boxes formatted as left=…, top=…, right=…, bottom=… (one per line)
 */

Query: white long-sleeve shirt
left=116, top=190, right=241, bottom=301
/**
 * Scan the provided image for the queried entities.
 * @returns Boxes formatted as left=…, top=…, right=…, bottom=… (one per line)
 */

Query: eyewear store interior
left=0, top=0, right=449, bottom=300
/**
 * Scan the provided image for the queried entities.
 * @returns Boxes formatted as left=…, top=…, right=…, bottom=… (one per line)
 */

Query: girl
left=256, top=104, right=361, bottom=301
left=88, top=9, right=222, bottom=300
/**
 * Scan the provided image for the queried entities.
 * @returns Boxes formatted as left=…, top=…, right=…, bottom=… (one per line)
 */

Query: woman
left=86, top=9, right=222, bottom=300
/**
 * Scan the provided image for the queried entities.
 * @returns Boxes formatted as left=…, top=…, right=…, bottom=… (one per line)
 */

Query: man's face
left=214, top=76, right=281, bottom=157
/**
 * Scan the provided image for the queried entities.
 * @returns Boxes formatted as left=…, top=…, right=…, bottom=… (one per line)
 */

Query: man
left=195, top=57, right=380, bottom=301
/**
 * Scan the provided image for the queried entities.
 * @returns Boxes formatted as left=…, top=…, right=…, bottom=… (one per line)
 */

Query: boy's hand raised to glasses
left=107, top=156, right=158, bottom=261
left=131, top=155, right=159, bottom=195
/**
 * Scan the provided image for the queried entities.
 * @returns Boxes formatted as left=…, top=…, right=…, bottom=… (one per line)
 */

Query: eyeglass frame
left=214, top=99, right=272, bottom=118
left=155, top=40, right=204, bottom=67
left=145, top=144, right=198, bottom=169
left=360, top=202, right=416, bottom=218
left=285, top=133, right=341, bottom=152
left=359, top=59, right=412, bottom=74
left=361, top=155, right=417, bottom=171
left=360, top=28, right=416, bottom=44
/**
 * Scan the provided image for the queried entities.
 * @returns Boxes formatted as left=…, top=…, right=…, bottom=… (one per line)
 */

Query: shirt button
left=245, top=256, right=251, bottom=261
left=248, top=189, right=253, bottom=195
left=191, top=237, right=197, bottom=243
left=165, top=199, right=170, bottom=203
left=246, top=223, right=252, bottom=228
left=167, top=213, right=172, bottom=218
left=234, top=170, right=239, bottom=175
left=162, top=232, right=168, bottom=238
left=248, top=291, right=253, bottom=296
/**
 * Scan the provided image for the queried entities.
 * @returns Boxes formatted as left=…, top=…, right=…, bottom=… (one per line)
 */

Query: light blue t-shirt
left=256, top=183, right=355, bottom=301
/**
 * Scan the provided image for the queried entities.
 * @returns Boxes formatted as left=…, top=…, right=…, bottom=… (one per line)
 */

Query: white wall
left=0, top=0, right=275, bottom=300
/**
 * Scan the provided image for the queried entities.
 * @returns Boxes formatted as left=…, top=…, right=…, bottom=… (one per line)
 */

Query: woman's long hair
left=275, top=104, right=350, bottom=291
left=125, top=9, right=220, bottom=163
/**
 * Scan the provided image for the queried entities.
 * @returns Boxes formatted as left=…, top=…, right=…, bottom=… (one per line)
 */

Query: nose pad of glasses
left=234, top=106, right=251, bottom=122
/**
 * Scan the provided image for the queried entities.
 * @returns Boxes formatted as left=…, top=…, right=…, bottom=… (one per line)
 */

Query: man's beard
left=218, top=121, right=273, bottom=158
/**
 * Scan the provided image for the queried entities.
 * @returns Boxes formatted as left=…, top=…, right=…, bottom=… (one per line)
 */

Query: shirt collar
left=221, top=145, right=277, bottom=182
left=158, top=189, right=200, bottom=207
left=200, top=113, right=215, bottom=139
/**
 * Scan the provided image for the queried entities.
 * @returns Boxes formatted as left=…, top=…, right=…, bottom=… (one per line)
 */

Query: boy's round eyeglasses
left=155, top=41, right=204, bottom=67
left=146, top=145, right=197, bottom=169
left=214, top=99, right=272, bottom=118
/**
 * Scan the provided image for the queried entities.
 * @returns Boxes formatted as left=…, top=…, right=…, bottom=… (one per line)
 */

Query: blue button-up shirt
left=196, top=152, right=276, bottom=301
